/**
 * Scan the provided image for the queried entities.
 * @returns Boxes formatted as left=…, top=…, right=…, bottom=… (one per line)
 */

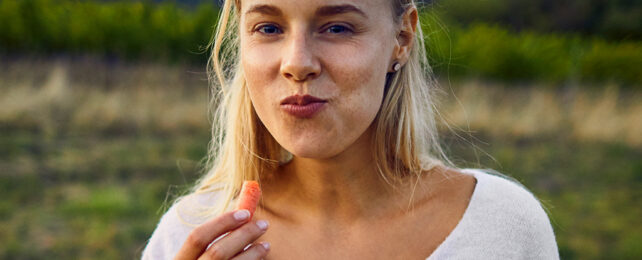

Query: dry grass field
left=3, top=58, right=641, bottom=144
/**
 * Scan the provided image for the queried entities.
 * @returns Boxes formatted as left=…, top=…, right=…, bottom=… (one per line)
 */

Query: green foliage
left=0, top=0, right=219, bottom=62
left=421, top=18, right=642, bottom=86
left=433, top=0, right=642, bottom=40
left=449, top=25, right=573, bottom=82
left=0, top=0, right=640, bottom=85
left=579, top=40, right=642, bottom=84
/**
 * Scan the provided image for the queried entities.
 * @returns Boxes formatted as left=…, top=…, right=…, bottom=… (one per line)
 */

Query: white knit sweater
left=141, top=169, right=560, bottom=259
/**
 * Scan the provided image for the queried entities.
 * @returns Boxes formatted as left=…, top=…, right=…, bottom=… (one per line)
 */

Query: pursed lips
left=279, top=94, right=327, bottom=105
left=280, top=94, right=328, bottom=118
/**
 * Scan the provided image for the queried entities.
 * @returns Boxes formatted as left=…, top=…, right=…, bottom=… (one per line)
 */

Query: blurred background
left=0, top=0, right=640, bottom=259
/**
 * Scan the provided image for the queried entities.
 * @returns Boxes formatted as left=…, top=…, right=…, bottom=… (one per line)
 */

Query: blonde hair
left=174, top=0, right=452, bottom=219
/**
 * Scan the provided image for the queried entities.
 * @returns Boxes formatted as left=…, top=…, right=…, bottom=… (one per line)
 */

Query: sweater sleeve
left=141, top=191, right=225, bottom=260
left=485, top=171, right=560, bottom=259
left=428, top=169, right=560, bottom=260
left=141, top=203, right=194, bottom=260
left=520, top=192, right=560, bottom=259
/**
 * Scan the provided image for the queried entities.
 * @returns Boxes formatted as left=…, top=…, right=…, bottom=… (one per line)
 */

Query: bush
left=579, top=40, right=642, bottom=84
left=0, top=0, right=219, bottom=62
left=1, top=0, right=640, bottom=86
left=421, top=20, right=641, bottom=86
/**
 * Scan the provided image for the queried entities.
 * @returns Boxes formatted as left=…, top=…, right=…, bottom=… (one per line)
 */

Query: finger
left=201, top=220, right=269, bottom=260
left=174, top=209, right=251, bottom=260
left=231, top=242, right=270, bottom=260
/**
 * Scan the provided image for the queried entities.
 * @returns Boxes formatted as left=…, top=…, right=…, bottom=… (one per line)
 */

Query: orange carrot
left=236, top=181, right=262, bottom=218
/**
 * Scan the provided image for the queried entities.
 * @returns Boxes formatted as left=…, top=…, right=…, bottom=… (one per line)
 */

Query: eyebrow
left=315, top=4, right=368, bottom=19
left=245, top=4, right=282, bottom=16
left=244, top=4, right=368, bottom=19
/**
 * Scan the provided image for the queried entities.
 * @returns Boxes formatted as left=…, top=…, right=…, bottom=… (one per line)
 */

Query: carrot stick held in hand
left=236, top=180, right=262, bottom=218
left=173, top=180, right=269, bottom=259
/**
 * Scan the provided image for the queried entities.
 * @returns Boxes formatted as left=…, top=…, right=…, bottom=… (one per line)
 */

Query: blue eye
left=325, top=25, right=351, bottom=34
left=256, top=24, right=281, bottom=35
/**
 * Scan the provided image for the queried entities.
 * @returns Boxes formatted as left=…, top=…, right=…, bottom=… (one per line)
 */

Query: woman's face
left=240, top=0, right=398, bottom=159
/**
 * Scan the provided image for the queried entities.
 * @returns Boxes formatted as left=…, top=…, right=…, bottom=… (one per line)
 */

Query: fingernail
left=256, top=220, right=269, bottom=231
left=234, top=210, right=250, bottom=221
left=261, top=242, right=270, bottom=250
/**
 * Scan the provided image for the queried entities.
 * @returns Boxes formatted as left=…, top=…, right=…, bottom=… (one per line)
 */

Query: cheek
left=241, top=40, right=281, bottom=122
left=321, top=42, right=389, bottom=123
left=242, top=40, right=281, bottom=84
left=240, top=34, right=392, bottom=158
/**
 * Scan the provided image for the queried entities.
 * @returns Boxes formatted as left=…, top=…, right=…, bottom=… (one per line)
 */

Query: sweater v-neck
left=141, top=168, right=560, bottom=259
left=425, top=168, right=483, bottom=260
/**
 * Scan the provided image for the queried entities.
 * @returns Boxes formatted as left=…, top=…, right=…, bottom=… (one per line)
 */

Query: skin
left=241, top=0, right=398, bottom=159
left=240, top=0, right=416, bottom=219
left=175, top=0, right=477, bottom=259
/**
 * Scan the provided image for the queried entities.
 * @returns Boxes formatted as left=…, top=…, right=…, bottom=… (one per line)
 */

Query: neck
left=261, top=129, right=433, bottom=225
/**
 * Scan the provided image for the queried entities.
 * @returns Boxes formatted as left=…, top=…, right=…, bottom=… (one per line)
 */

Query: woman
left=142, top=0, right=559, bottom=259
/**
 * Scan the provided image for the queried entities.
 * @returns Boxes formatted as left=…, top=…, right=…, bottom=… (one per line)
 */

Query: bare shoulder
left=424, top=165, right=477, bottom=201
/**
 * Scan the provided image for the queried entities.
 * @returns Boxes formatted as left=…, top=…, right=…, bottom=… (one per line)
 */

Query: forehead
left=240, top=0, right=391, bottom=19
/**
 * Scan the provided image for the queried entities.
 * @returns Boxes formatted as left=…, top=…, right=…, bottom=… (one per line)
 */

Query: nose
left=280, top=28, right=321, bottom=82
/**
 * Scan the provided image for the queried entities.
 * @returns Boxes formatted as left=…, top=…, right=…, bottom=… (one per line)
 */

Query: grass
left=2, top=58, right=640, bottom=144
left=0, top=57, right=640, bottom=259
left=439, top=80, right=642, bottom=146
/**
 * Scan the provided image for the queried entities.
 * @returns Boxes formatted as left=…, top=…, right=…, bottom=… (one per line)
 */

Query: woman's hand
left=174, top=209, right=270, bottom=260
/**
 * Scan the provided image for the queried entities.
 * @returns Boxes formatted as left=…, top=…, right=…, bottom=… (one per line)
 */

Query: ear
left=390, top=6, right=418, bottom=71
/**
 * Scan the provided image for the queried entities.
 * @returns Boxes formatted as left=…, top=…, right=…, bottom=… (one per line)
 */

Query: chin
left=282, top=139, right=342, bottom=159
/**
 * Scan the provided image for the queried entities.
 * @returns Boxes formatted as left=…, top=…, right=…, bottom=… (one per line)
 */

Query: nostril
left=280, top=57, right=321, bottom=81
left=286, top=72, right=317, bottom=82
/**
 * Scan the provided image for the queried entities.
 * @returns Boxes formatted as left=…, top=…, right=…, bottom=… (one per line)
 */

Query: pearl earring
left=392, top=62, right=401, bottom=72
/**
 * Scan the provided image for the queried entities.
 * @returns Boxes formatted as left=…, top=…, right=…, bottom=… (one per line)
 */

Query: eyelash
left=255, top=24, right=282, bottom=35
left=254, top=23, right=354, bottom=36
